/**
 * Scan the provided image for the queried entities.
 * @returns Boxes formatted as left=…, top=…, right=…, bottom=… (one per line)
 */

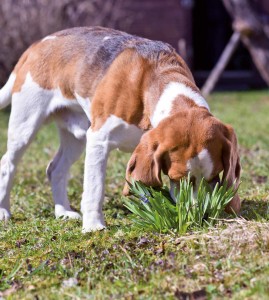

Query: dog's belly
left=53, top=108, right=90, bottom=141
left=49, top=96, right=142, bottom=152
left=116, top=123, right=143, bottom=153
left=39, top=86, right=91, bottom=140
left=87, top=115, right=143, bottom=153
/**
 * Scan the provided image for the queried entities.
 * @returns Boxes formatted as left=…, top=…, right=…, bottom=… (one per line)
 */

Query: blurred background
left=1, top=0, right=269, bottom=93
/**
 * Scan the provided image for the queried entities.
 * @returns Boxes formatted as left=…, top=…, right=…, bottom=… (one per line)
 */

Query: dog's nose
left=123, top=182, right=131, bottom=196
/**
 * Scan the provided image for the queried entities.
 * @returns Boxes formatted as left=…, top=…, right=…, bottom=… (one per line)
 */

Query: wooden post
left=223, top=0, right=269, bottom=86
left=201, top=31, right=241, bottom=98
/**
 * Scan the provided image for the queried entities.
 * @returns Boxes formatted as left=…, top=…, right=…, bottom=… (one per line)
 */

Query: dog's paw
left=82, top=211, right=106, bottom=233
left=0, top=208, right=11, bottom=221
left=82, top=223, right=106, bottom=233
left=55, top=210, right=81, bottom=220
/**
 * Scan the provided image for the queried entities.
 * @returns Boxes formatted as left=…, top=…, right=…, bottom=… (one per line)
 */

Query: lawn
left=0, top=91, right=269, bottom=299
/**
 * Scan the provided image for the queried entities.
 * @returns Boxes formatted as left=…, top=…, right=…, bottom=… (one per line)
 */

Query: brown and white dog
left=0, top=27, right=241, bottom=232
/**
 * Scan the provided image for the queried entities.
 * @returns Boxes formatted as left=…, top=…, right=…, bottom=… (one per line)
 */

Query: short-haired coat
left=0, top=27, right=241, bottom=232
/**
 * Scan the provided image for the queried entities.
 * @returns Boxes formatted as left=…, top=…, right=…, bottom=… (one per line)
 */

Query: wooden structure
left=202, top=0, right=269, bottom=96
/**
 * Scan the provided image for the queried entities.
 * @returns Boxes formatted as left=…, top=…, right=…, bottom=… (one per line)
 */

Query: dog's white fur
left=151, top=82, right=209, bottom=127
left=187, top=149, right=213, bottom=185
left=0, top=73, right=16, bottom=110
left=42, top=36, right=57, bottom=42
left=74, top=92, right=91, bottom=120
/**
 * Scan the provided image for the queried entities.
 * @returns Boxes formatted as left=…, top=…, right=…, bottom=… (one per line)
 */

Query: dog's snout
left=123, top=182, right=131, bottom=196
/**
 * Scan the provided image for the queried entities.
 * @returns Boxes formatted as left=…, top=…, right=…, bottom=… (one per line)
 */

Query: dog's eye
left=170, top=146, right=179, bottom=153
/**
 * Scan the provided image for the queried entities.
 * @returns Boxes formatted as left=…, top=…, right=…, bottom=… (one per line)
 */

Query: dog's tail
left=0, top=73, right=16, bottom=110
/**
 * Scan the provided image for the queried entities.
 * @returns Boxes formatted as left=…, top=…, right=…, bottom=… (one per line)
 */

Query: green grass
left=124, top=178, right=236, bottom=234
left=0, top=91, right=269, bottom=299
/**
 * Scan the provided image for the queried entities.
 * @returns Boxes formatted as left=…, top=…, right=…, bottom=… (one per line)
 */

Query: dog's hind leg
left=0, top=86, right=48, bottom=220
left=46, top=117, right=87, bottom=219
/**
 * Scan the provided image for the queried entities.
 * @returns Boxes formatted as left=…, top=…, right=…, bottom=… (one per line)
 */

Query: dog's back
left=10, top=27, right=176, bottom=100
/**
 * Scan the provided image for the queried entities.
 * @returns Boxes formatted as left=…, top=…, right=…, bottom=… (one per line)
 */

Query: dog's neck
left=146, top=73, right=210, bottom=128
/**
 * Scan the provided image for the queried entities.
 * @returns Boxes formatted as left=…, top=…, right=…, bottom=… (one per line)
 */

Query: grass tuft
left=124, top=175, right=237, bottom=234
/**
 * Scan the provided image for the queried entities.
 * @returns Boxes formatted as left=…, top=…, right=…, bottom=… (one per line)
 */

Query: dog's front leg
left=81, top=128, right=110, bottom=232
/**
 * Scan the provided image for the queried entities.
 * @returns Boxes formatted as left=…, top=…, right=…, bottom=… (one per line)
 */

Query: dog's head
left=123, top=109, right=241, bottom=213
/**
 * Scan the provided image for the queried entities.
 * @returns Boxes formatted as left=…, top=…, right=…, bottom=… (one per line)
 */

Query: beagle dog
left=0, top=27, right=241, bottom=232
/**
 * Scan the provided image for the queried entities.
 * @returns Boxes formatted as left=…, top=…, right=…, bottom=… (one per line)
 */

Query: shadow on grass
left=1, top=107, right=11, bottom=114
left=241, top=199, right=269, bottom=221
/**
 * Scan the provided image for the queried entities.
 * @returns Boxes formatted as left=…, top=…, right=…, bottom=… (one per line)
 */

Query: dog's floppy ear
left=222, top=125, right=241, bottom=213
left=123, top=134, right=164, bottom=195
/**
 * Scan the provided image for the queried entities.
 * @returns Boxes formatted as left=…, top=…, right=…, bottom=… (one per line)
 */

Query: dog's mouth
left=208, top=174, right=221, bottom=189
left=123, top=181, right=131, bottom=196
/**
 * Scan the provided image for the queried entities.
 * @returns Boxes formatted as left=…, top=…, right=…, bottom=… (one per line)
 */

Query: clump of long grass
left=124, top=175, right=237, bottom=234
